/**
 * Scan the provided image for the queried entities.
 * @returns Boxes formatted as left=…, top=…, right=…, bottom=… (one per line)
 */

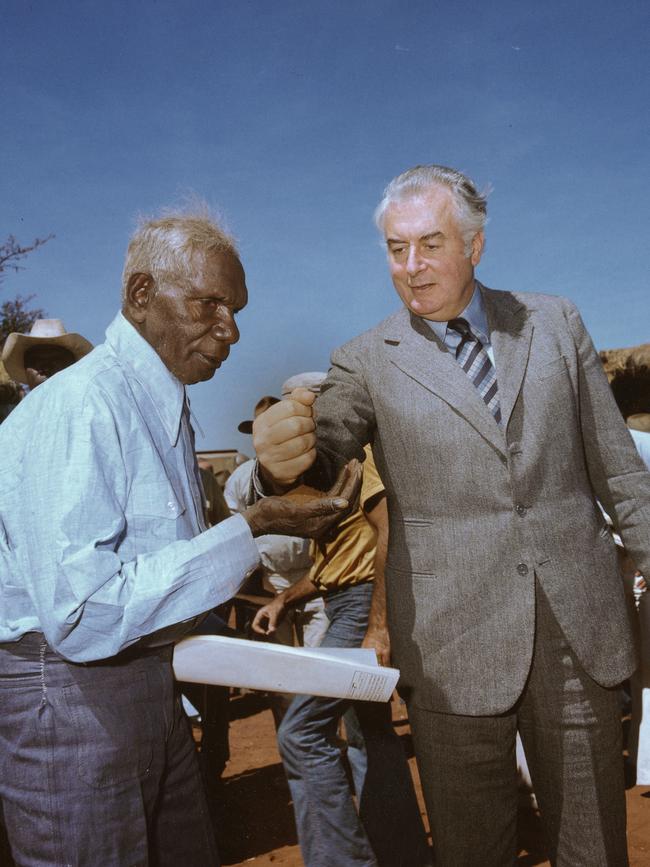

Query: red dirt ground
left=212, top=694, right=650, bottom=867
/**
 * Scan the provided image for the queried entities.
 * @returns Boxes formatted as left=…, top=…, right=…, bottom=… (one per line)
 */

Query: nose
left=212, top=310, right=240, bottom=345
left=406, top=246, right=425, bottom=276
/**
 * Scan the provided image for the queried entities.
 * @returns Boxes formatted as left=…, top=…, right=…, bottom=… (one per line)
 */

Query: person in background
left=0, top=361, right=23, bottom=422
left=226, top=390, right=328, bottom=652
left=198, top=458, right=232, bottom=527
left=610, top=363, right=650, bottom=786
left=0, top=208, right=357, bottom=867
left=2, top=318, right=93, bottom=391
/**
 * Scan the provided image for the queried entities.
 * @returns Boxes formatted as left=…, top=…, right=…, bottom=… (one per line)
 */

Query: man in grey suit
left=252, top=165, right=650, bottom=865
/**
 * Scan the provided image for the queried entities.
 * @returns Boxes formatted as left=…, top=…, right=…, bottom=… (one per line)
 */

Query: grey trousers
left=0, top=633, right=218, bottom=867
left=408, top=583, right=628, bottom=867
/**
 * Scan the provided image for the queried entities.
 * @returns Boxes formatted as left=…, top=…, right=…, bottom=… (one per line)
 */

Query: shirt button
left=517, top=563, right=529, bottom=576
left=167, top=501, right=176, bottom=511
left=515, top=504, right=526, bottom=516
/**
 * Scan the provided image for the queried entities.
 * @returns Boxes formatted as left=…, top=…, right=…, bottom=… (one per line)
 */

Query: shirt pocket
left=127, top=481, right=187, bottom=547
left=129, top=480, right=186, bottom=519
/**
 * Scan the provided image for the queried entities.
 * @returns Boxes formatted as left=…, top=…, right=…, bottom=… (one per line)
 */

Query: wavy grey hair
left=374, top=165, right=489, bottom=255
left=121, top=205, right=239, bottom=302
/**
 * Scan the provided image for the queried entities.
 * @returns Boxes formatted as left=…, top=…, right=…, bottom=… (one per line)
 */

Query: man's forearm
left=362, top=493, right=391, bottom=665
left=278, top=574, right=321, bottom=608
left=366, top=530, right=388, bottom=631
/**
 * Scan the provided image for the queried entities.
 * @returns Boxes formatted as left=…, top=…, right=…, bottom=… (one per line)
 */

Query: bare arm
left=252, top=574, right=320, bottom=635
left=361, top=493, right=391, bottom=666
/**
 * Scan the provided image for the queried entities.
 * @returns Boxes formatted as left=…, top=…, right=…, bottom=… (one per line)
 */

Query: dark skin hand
left=242, top=459, right=361, bottom=540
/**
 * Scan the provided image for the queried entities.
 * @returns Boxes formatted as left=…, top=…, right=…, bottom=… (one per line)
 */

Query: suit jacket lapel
left=382, top=308, right=507, bottom=458
left=481, top=286, right=534, bottom=429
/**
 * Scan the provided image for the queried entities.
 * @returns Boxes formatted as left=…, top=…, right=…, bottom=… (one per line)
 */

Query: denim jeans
left=0, top=633, right=218, bottom=866
left=277, top=582, right=430, bottom=867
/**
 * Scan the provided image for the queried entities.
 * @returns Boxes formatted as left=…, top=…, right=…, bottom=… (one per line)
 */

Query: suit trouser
left=0, top=633, right=218, bottom=867
left=408, top=582, right=628, bottom=867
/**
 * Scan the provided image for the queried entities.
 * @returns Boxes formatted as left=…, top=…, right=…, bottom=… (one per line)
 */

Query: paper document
left=172, top=635, right=399, bottom=702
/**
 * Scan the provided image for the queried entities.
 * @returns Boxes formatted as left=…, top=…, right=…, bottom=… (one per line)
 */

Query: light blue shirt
left=425, top=282, right=495, bottom=364
left=631, top=429, right=650, bottom=470
left=0, top=312, right=259, bottom=662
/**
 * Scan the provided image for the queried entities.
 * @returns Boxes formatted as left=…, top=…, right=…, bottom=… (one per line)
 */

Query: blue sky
left=2, top=0, right=648, bottom=453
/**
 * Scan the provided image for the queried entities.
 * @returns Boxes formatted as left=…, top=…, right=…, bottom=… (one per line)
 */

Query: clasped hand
left=242, top=459, right=361, bottom=541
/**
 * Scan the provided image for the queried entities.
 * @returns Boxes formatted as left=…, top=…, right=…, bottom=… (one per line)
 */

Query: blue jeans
left=0, top=633, right=218, bottom=866
left=277, top=582, right=430, bottom=867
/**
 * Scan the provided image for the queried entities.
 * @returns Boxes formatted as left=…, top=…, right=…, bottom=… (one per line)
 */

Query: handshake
left=242, top=388, right=360, bottom=540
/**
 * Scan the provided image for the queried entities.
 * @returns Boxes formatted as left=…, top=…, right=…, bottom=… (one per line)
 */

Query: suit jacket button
left=517, top=562, right=529, bottom=576
left=515, top=504, right=526, bottom=516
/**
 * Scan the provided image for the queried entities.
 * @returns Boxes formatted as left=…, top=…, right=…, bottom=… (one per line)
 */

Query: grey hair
left=374, top=165, right=489, bottom=255
left=121, top=204, right=239, bottom=302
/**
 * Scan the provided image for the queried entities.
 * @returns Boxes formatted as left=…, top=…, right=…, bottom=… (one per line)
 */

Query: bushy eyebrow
left=386, top=230, right=445, bottom=245
left=190, top=289, right=245, bottom=314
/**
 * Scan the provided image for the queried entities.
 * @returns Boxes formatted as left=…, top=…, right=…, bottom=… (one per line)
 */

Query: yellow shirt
left=309, top=446, right=385, bottom=592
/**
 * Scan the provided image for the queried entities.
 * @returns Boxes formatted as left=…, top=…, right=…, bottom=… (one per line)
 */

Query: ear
left=123, top=272, right=155, bottom=323
left=470, top=231, right=485, bottom=267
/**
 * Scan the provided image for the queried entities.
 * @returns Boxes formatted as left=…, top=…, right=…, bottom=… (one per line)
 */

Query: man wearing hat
left=2, top=318, right=93, bottom=390
left=0, top=361, right=23, bottom=422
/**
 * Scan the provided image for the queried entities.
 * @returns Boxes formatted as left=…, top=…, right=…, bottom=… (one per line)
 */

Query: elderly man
left=0, top=211, right=356, bottom=866
left=2, top=317, right=93, bottom=390
left=253, top=165, right=650, bottom=865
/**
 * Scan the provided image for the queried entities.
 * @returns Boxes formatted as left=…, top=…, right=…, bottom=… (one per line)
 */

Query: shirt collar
left=424, top=282, right=491, bottom=348
left=105, top=312, right=185, bottom=445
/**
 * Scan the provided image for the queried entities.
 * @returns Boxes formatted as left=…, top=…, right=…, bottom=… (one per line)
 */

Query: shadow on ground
left=219, top=761, right=297, bottom=864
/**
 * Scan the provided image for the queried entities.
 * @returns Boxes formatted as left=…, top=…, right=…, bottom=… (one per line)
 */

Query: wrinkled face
left=24, top=344, right=76, bottom=389
left=383, top=186, right=484, bottom=321
left=139, top=251, right=248, bottom=385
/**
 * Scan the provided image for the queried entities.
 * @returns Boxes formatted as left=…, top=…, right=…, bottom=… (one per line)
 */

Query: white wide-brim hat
left=2, top=319, right=93, bottom=384
left=281, top=371, right=328, bottom=397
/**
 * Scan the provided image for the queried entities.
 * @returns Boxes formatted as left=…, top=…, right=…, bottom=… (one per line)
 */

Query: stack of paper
left=173, top=635, right=399, bottom=702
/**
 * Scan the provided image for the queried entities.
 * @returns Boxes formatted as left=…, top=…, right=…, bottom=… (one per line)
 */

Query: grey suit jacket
left=308, top=285, right=650, bottom=715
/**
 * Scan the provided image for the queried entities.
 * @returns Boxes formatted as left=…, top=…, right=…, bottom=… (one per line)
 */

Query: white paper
left=172, top=634, right=399, bottom=702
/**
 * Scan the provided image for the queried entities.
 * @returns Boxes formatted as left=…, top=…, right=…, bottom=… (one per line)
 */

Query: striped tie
left=447, top=317, right=502, bottom=424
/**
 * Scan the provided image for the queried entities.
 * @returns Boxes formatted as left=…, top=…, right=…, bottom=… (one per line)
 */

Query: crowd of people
left=0, top=164, right=649, bottom=867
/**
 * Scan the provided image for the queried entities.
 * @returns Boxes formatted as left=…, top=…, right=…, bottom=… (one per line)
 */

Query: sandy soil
left=212, top=693, right=650, bottom=867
